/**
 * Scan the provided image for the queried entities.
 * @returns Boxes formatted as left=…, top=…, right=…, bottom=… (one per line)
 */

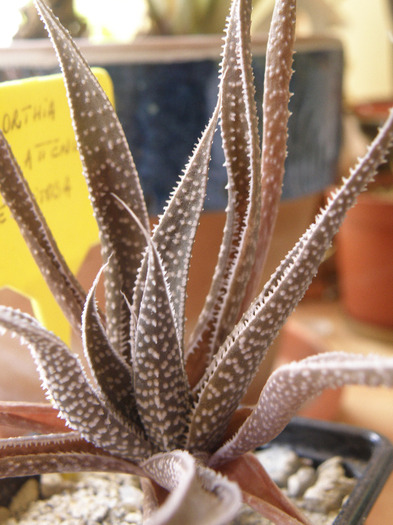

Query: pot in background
left=0, top=34, right=343, bottom=215
left=336, top=181, right=393, bottom=332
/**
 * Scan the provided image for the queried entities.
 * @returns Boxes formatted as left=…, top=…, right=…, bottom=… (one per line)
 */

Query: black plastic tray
left=2, top=417, right=392, bottom=523
left=267, top=417, right=393, bottom=524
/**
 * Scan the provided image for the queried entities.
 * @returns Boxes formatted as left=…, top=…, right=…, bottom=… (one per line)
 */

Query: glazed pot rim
left=1, top=34, right=342, bottom=68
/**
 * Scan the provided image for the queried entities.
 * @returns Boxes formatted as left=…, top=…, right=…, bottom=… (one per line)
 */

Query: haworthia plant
left=0, top=0, right=392, bottom=523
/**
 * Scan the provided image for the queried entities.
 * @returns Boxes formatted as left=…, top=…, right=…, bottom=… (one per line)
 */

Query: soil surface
left=0, top=446, right=355, bottom=524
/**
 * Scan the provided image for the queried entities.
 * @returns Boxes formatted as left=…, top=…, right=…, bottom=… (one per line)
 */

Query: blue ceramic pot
left=103, top=37, right=343, bottom=214
left=1, top=35, right=343, bottom=215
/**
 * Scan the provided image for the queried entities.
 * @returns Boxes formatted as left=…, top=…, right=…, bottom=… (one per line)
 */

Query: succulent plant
left=0, top=0, right=393, bottom=523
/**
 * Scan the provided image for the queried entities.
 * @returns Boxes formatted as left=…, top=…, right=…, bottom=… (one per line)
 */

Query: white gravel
left=1, top=447, right=356, bottom=525
left=1, top=473, right=144, bottom=525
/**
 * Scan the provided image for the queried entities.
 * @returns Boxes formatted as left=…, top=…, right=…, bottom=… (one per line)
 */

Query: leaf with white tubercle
left=82, top=265, right=141, bottom=427
left=240, top=0, right=296, bottom=312
left=211, top=352, right=393, bottom=465
left=0, top=306, right=153, bottom=461
left=253, top=107, right=393, bottom=313
left=134, top=241, right=192, bottom=451
left=113, top=196, right=192, bottom=451
left=133, top=99, right=220, bottom=347
left=34, top=0, right=149, bottom=357
left=186, top=0, right=262, bottom=381
left=0, top=131, right=85, bottom=334
left=0, top=431, right=144, bottom=479
left=187, top=109, right=393, bottom=454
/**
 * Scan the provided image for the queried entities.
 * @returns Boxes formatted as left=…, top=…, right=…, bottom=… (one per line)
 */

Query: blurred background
left=0, top=0, right=392, bottom=104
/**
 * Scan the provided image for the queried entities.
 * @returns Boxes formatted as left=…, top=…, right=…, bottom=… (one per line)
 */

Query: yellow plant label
left=0, top=68, right=114, bottom=343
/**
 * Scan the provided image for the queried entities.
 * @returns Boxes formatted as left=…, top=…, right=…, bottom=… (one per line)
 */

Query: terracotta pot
left=352, top=101, right=393, bottom=169
left=185, top=193, right=323, bottom=335
left=336, top=190, right=393, bottom=330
